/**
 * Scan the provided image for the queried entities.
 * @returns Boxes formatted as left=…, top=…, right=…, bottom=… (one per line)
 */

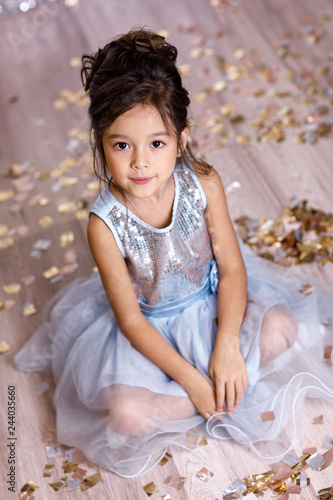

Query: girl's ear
left=178, top=127, right=189, bottom=157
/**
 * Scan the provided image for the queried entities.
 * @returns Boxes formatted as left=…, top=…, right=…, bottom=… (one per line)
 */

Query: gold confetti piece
left=62, top=460, right=78, bottom=473
left=0, top=224, right=9, bottom=236
left=313, top=414, right=324, bottom=424
left=64, top=0, right=78, bottom=7
left=162, top=495, right=171, bottom=500
left=69, top=57, right=82, bottom=67
left=234, top=48, right=245, bottom=59
left=53, top=99, right=68, bottom=110
left=42, top=266, right=60, bottom=280
left=186, top=432, right=200, bottom=445
left=49, top=482, right=64, bottom=491
left=158, top=29, right=170, bottom=38
left=261, top=411, right=275, bottom=422
left=75, top=209, right=88, bottom=220
left=60, top=231, right=75, bottom=247
left=20, top=481, right=40, bottom=493
left=87, top=180, right=100, bottom=192
left=178, top=64, right=191, bottom=76
left=38, top=197, right=50, bottom=207
left=58, top=176, right=79, bottom=187
left=3, top=283, right=21, bottom=294
left=38, top=216, right=54, bottom=228
left=144, top=482, right=156, bottom=496
left=213, top=80, right=227, bottom=92
left=0, top=237, right=14, bottom=250
left=57, top=201, right=77, bottom=214
left=80, top=472, right=102, bottom=491
left=193, top=90, right=209, bottom=103
left=0, top=191, right=14, bottom=202
left=0, top=340, right=10, bottom=354
left=43, top=464, right=54, bottom=477
left=199, top=436, right=208, bottom=446
left=23, top=303, right=37, bottom=317
left=318, top=487, right=333, bottom=499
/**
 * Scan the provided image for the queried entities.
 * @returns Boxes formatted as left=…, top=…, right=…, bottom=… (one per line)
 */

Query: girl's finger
left=215, top=381, right=226, bottom=412
left=234, top=378, right=244, bottom=407
left=225, top=381, right=236, bottom=414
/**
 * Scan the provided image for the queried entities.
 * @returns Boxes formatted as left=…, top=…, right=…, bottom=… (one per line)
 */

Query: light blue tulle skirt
left=14, top=237, right=333, bottom=477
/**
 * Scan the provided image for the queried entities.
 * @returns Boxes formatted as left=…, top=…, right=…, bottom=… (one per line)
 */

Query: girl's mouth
left=130, top=177, right=153, bottom=185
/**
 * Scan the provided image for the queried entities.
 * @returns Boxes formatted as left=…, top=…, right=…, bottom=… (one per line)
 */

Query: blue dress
left=14, top=166, right=333, bottom=478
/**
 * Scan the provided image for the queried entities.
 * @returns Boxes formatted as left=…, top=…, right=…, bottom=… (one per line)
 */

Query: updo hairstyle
left=81, top=28, right=211, bottom=186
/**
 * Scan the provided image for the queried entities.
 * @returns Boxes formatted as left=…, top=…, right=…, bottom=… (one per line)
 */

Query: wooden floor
left=0, top=0, right=333, bottom=498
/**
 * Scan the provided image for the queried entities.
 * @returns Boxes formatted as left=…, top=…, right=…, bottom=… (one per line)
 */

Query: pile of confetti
left=235, top=198, right=333, bottom=266
left=19, top=426, right=103, bottom=498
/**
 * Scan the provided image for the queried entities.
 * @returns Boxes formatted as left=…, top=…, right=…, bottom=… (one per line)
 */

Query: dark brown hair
left=81, top=28, right=212, bottom=187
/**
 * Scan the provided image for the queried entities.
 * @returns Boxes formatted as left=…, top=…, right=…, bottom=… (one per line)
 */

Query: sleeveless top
left=90, top=166, right=214, bottom=309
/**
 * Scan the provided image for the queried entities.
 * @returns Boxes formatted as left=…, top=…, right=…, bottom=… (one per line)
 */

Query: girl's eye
left=115, top=142, right=129, bottom=150
left=151, top=140, right=164, bottom=149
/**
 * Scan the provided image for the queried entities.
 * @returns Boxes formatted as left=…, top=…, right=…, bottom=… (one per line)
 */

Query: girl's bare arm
left=198, top=168, right=248, bottom=414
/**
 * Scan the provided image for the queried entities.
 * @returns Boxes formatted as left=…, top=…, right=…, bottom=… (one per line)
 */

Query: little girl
left=15, top=29, right=333, bottom=478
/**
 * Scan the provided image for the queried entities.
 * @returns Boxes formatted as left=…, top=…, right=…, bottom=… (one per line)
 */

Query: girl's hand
left=208, top=335, right=248, bottom=415
left=182, top=369, right=219, bottom=420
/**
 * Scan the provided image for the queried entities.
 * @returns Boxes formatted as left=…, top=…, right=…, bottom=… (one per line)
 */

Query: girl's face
left=102, top=104, right=188, bottom=203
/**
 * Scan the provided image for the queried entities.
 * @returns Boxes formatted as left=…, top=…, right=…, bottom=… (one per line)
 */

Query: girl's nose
left=131, top=148, right=148, bottom=170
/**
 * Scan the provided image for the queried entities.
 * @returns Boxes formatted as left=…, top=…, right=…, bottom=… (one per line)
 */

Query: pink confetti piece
left=64, top=249, right=78, bottom=263
left=4, top=299, right=16, bottom=310
left=163, top=476, right=186, bottom=490
left=196, top=467, right=214, bottom=482
left=261, top=411, right=275, bottom=422
left=321, top=448, right=333, bottom=470
left=312, top=414, right=324, bottom=424
left=302, top=444, right=317, bottom=454
left=21, top=275, right=36, bottom=286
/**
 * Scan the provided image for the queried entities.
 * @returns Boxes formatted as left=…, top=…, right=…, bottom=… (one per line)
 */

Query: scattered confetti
left=144, top=482, right=156, bottom=496
left=43, top=464, right=54, bottom=477
left=67, top=478, right=80, bottom=491
left=20, top=481, right=39, bottom=495
left=158, top=452, right=172, bottom=466
left=38, top=216, right=54, bottom=228
left=35, top=382, right=50, bottom=395
left=307, top=454, right=326, bottom=470
left=81, top=472, right=102, bottom=491
left=261, top=411, right=275, bottom=422
left=42, top=266, right=60, bottom=280
left=164, top=476, right=186, bottom=490
left=62, top=460, right=78, bottom=473
left=60, top=231, right=75, bottom=247
left=322, top=436, right=333, bottom=449
left=0, top=190, right=14, bottom=202
left=313, top=414, right=324, bottom=424
left=48, top=481, right=64, bottom=491
left=3, top=283, right=21, bottom=294
left=0, top=340, right=10, bottom=354
left=235, top=199, right=333, bottom=266
left=196, top=467, right=214, bottom=482
left=23, top=302, right=37, bottom=317
left=46, top=444, right=62, bottom=458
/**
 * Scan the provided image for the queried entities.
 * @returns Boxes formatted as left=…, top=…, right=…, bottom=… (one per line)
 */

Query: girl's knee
left=106, top=399, right=149, bottom=435
left=260, top=304, right=298, bottom=361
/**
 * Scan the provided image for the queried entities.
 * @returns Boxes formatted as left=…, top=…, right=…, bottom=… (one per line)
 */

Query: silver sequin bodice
left=90, top=168, right=214, bottom=306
